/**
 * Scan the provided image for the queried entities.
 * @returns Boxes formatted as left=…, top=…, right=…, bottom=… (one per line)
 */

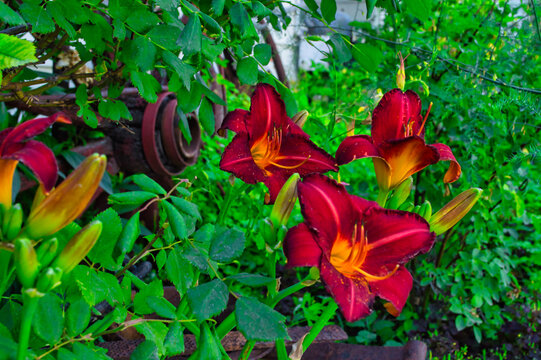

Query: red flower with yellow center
left=219, top=84, right=338, bottom=203
left=336, top=89, right=461, bottom=192
left=283, top=175, right=434, bottom=321
left=0, top=113, right=70, bottom=208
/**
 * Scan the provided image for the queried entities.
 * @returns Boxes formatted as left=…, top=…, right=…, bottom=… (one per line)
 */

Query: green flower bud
left=291, top=110, right=309, bottom=128
left=14, top=238, right=39, bottom=289
left=36, top=267, right=63, bottom=293
left=36, top=237, right=59, bottom=269
left=418, top=200, right=432, bottom=221
left=387, top=177, right=413, bottom=209
left=51, top=220, right=102, bottom=274
left=270, top=173, right=300, bottom=229
left=2, top=203, right=23, bottom=240
left=430, top=188, right=482, bottom=235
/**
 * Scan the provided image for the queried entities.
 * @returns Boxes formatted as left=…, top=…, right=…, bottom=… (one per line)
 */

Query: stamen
left=417, top=102, right=433, bottom=136
left=353, top=264, right=400, bottom=281
left=269, top=155, right=311, bottom=170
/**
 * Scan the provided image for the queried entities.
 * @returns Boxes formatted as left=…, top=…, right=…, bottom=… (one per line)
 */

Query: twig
left=531, top=0, right=541, bottom=41
left=0, top=25, right=31, bottom=35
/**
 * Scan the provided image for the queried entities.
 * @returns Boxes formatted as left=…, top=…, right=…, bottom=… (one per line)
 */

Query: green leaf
left=146, top=296, right=177, bottom=319
left=34, top=292, right=64, bottom=343
left=156, top=0, right=180, bottom=12
left=148, top=25, right=182, bottom=51
left=109, top=191, right=157, bottom=206
left=164, top=322, right=184, bottom=355
left=178, top=15, right=202, bottom=57
left=471, top=294, right=483, bottom=308
left=254, top=44, right=272, bottom=66
left=47, top=2, right=76, bottom=38
left=230, top=3, right=258, bottom=38
left=87, top=208, right=123, bottom=270
left=455, top=315, right=467, bottom=331
left=0, top=3, right=25, bottom=25
left=473, top=326, right=482, bottom=343
left=0, top=34, right=37, bottom=71
left=198, top=97, right=215, bottom=136
left=134, top=280, right=163, bottom=315
left=135, top=320, right=168, bottom=356
left=72, top=342, right=110, bottom=360
left=235, top=297, right=288, bottom=341
left=403, top=0, right=431, bottom=22
left=304, top=0, right=319, bottom=14
left=366, top=0, right=377, bottom=18
left=200, top=13, right=222, bottom=35
left=20, top=1, right=55, bottom=34
left=170, top=196, right=201, bottom=220
left=113, top=18, right=127, bottom=39
left=126, top=9, right=160, bottom=34
left=133, top=36, right=157, bottom=72
left=131, top=340, right=159, bottom=360
left=212, top=0, right=225, bottom=16
left=132, top=174, right=166, bottom=195
left=320, top=0, right=337, bottom=23
left=274, top=82, right=298, bottom=116
left=210, top=225, right=245, bottom=263
left=162, top=201, right=187, bottom=239
left=166, top=247, right=194, bottom=295
left=177, top=82, right=202, bottom=113
left=162, top=51, right=196, bottom=90
left=329, top=34, right=352, bottom=63
left=130, top=71, right=161, bottom=103
left=187, top=279, right=228, bottom=322
left=351, top=43, right=383, bottom=72
left=67, top=298, right=91, bottom=337
left=115, top=212, right=141, bottom=256
left=237, top=57, right=258, bottom=85
left=229, top=273, right=274, bottom=287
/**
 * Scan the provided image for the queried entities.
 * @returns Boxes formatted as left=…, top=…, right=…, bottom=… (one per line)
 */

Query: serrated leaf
left=351, top=43, right=383, bottom=72
left=229, top=273, right=274, bottom=287
left=212, top=0, right=225, bottom=16
left=34, top=292, right=64, bottom=343
left=329, top=33, right=351, bottom=63
left=182, top=245, right=208, bottom=271
left=148, top=24, right=181, bottom=51
left=132, top=174, right=166, bottom=195
left=0, top=34, right=37, bottom=71
left=47, top=2, right=76, bottom=38
left=403, top=0, right=431, bottom=22
left=177, top=82, right=202, bottom=113
left=254, top=44, right=272, bottom=65
left=0, top=3, right=25, bottom=25
left=87, top=208, right=123, bottom=270
left=164, top=322, right=184, bottom=355
left=146, top=296, right=177, bottom=319
left=135, top=320, right=168, bottom=356
left=186, top=279, right=228, bottom=322
left=237, top=57, right=258, bottom=85
left=320, top=0, right=337, bottom=23
left=134, top=280, right=163, bottom=315
left=72, top=342, right=110, bottom=360
left=130, top=71, right=161, bottom=103
left=131, top=340, right=159, bottom=360
left=162, top=51, right=196, bottom=90
left=67, top=298, right=91, bottom=337
left=304, top=0, right=319, bottom=13
left=156, top=0, right=180, bottom=12
left=230, top=3, right=258, bottom=38
left=166, top=247, right=194, bottom=295
left=162, top=201, right=187, bottom=239
left=20, top=1, right=55, bottom=34
left=210, top=226, right=245, bottom=263
left=178, top=15, right=201, bottom=57
left=133, top=36, right=157, bottom=72
left=109, top=191, right=157, bottom=206
left=235, top=297, right=287, bottom=341
left=198, top=97, right=215, bottom=136
left=126, top=9, right=160, bottom=34
left=113, top=18, right=127, bottom=39
left=170, top=196, right=201, bottom=220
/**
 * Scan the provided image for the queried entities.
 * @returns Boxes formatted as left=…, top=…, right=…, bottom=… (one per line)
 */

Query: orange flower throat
left=330, top=223, right=399, bottom=281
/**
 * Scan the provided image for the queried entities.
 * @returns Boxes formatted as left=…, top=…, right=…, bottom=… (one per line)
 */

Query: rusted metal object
left=295, top=340, right=427, bottom=360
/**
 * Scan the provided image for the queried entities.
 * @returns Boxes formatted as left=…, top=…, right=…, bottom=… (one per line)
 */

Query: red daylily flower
left=336, top=89, right=461, bottom=192
left=0, top=113, right=70, bottom=208
left=283, top=175, right=435, bottom=322
left=219, top=84, right=338, bottom=203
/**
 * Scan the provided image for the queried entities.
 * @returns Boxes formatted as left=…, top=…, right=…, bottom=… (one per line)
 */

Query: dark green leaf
left=186, top=279, right=228, bottom=322
left=132, top=174, right=166, bottom=195
left=170, top=196, right=201, bottom=220
left=229, top=273, right=274, bottom=287
left=131, top=340, right=159, bottom=360
left=126, top=9, right=160, bottom=34
left=148, top=25, right=182, bottom=51
left=274, top=82, right=298, bottom=116
left=198, top=97, right=215, bottom=135
left=403, top=0, right=431, bottom=22
left=134, top=280, right=163, bottom=315
left=56, top=348, right=78, bottom=360
left=366, top=0, right=377, bottom=18
left=455, top=315, right=467, bottom=331
left=115, top=212, right=140, bottom=256
left=230, top=3, right=258, bottom=38
left=130, top=71, right=161, bottom=103
left=320, top=0, right=337, bottom=23
left=113, top=18, right=127, bottom=39
left=146, top=296, right=177, bottom=319
left=88, top=208, right=123, bottom=270
left=162, top=201, right=187, bottom=239
left=72, top=342, right=110, bottom=360
left=162, top=51, right=196, bottom=90
left=212, top=0, right=225, bottom=16
left=133, top=36, right=157, bottom=72
left=304, top=0, right=319, bottom=14
left=166, top=247, right=194, bottom=295
left=177, top=82, right=202, bottom=113
left=47, top=2, right=76, bottom=38
left=329, top=34, right=352, bottom=63
left=254, top=44, right=272, bottom=65
left=210, top=225, right=245, bottom=263
left=34, top=293, right=64, bottom=343
left=237, top=57, right=258, bottom=85
left=235, top=297, right=287, bottom=341
left=178, top=15, right=202, bottom=57
left=156, top=0, right=180, bottom=12
left=351, top=43, right=383, bottom=72
left=0, top=3, right=25, bottom=25
left=164, top=322, right=184, bottom=355
left=198, top=81, right=226, bottom=106
left=67, top=298, right=91, bottom=337
left=109, top=191, right=157, bottom=206
left=0, top=34, right=37, bottom=70
left=20, top=1, right=55, bottom=34
left=182, top=245, right=208, bottom=271
left=200, top=12, right=222, bottom=35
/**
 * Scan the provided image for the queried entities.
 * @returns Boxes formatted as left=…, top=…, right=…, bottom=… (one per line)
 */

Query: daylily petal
left=248, top=84, right=290, bottom=141
left=431, top=143, right=462, bottom=183
left=272, top=134, right=338, bottom=176
left=371, top=89, right=422, bottom=144
left=335, top=135, right=380, bottom=165
left=350, top=195, right=379, bottom=213
left=0, top=158, right=18, bottom=208
left=362, top=207, right=434, bottom=271
left=298, top=175, right=356, bottom=256
left=220, top=109, right=248, bottom=134
left=377, top=137, right=439, bottom=190
left=369, top=265, right=413, bottom=316
left=0, top=113, right=70, bottom=155
left=263, top=171, right=290, bottom=204
left=9, top=140, right=58, bottom=192
left=219, top=134, right=266, bottom=184
left=283, top=223, right=322, bottom=268
left=320, top=258, right=374, bottom=322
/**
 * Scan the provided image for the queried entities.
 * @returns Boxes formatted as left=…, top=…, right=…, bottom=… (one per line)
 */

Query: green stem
left=302, top=300, right=339, bottom=352
left=269, top=276, right=311, bottom=308
left=17, top=291, right=40, bottom=360
left=216, top=312, right=236, bottom=340
left=376, top=190, right=389, bottom=207
left=275, top=338, right=288, bottom=360
left=238, top=340, right=255, bottom=360
left=267, top=251, right=278, bottom=298
left=217, top=183, right=250, bottom=225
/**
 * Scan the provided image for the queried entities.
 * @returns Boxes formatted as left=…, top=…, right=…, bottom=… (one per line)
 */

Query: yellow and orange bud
left=14, top=238, right=39, bottom=289
left=396, top=52, right=406, bottom=90
left=430, top=188, right=482, bottom=235
left=270, top=173, right=300, bottom=229
left=51, top=220, right=102, bottom=274
left=291, top=110, right=309, bottom=128
left=0, top=158, right=18, bottom=209
left=22, top=154, right=106, bottom=239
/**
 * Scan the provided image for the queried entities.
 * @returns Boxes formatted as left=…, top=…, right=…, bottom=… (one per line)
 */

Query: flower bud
left=387, top=177, right=413, bottom=209
left=396, top=52, right=406, bottom=90
left=270, top=173, right=300, bottom=229
left=418, top=200, right=432, bottom=221
left=2, top=203, right=23, bottom=240
left=430, top=188, right=482, bottom=235
left=36, top=267, right=63, bottom=293
left=260, top=218, right=275, bottom=246
left=14, top=238, right=39, bottom=289
left=23, top=154, right=106, bottom=239
left=291, top=110, right=309, bottom=128
left=36, top=237, right=59, bottom=269
left=51, top=220, right=102, bottom=274
left=0, top=159, right=18, bottom=209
